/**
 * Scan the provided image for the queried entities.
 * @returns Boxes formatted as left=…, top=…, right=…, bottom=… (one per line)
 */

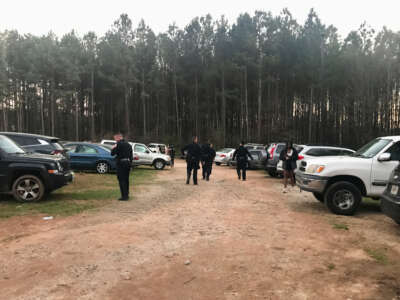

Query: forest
left=0, top=9, right=399, bottom=148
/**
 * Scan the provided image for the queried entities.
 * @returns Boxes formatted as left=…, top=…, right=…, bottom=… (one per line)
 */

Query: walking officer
left=233, top=141, right=253, bottom=181
left=182, top=136, right=202, bottom=185
left=202, top=142, right=216, bottom=181
left=111, top=133, right=133, bottom=200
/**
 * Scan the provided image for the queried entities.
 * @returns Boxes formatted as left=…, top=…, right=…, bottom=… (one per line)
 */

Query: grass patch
left=327, top=263, right=335, bottom=271
left=0, top=166, right=156, bottom=219
left=364, top=247, right=388, bottom=264
left=332, top=223, right=349, bottom=231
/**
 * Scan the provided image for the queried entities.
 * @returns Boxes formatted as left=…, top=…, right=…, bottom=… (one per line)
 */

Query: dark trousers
left=203, top=160, right=213, bottom=179
left=170, top=157, right=175, bottom=167
left=237, top=160, right=247, bottom=180
left=117, top=162, right=131, bottom=198
left=187, top=160, right=199, bottom=184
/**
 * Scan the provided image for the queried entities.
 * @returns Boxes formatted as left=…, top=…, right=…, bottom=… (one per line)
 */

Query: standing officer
left=233, top=141, right=253, bottom=181
left=204, top=143, right=216, bottom=181
left=169, top=144, right=175, bottom=167
left=182, top=136, right=202, bottom=185
left=111, top=133, right=133, bottom=200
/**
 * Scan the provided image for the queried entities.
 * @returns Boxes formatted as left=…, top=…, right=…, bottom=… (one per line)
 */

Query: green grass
left=0, top=167, right=156, bottom=219
left=364, top=247, right=388, bottom=265
left=332, top=223, right=349, bottom=230
left=327, top=263, right=335, bottom=271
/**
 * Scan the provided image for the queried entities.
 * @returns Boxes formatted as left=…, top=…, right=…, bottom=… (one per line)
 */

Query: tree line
left=0, top=9, right=399, bottom=149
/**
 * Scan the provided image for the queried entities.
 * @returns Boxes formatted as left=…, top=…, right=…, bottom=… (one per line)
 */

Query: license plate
left=391, top=185, right=399, bottom=195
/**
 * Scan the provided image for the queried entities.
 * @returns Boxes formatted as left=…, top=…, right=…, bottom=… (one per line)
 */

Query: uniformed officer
left=182, top=136, right=202, bottom=185
left=233, top=141, right=253, bottom=181
left=111, top=133, right=133, bottom=200
left=202, top=142, right=216, bottom=181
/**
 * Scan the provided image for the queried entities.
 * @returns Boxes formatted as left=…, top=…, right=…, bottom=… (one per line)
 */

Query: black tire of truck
left=12, top=174, right=45, bottom=202
left=324, top=181, right=362, bottom=216
left=313, top=192, right=324, bottom=202
left=153, top=159, right=166, bottom=170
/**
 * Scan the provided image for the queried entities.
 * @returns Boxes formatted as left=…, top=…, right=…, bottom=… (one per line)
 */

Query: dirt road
left=1, top=160, right=400, bottom=300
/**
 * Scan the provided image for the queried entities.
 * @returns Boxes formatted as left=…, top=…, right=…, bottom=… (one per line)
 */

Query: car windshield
left=0, top=135, right=25, bottom=154
left=352, top=138, right=392, bottom=158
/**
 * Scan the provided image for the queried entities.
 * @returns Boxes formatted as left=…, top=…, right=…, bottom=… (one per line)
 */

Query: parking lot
left=1, top=160, right=400, bottom=300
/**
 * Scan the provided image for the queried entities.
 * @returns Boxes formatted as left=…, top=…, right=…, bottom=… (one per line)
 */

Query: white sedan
left=215, top=148, right=235, bottom=166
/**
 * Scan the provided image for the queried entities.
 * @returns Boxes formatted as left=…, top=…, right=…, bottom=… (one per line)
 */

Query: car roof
left=0, top=132, right=59, bottom=141
left=379, top=136, right=400, bottom=141
left=302, top=145, right=354, bottom=151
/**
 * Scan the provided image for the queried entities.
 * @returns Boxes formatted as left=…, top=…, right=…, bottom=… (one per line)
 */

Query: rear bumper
left=215, top=157, right=229, bottom=164
left=381, top=194, right=400, bottom=224
left=296, top=173, right=329, bottom=194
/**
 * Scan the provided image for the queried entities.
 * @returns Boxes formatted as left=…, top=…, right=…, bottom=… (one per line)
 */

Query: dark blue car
left=64, top=142, right=116, bottom=174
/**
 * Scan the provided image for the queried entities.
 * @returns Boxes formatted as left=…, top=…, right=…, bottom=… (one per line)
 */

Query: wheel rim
left=332, top=189, right=355, bottom=210
left=16, top=179, right=40, bottom=201
left=156, top=161, right=163, bottom=169
left=97, top=163, right=108, bottom=173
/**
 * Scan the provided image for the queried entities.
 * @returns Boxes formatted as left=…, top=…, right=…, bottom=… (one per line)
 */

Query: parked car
left=245, top=143, right=266, bottom=151
left=100, top=139, right=118, bottom=146
left=65, top=142, right=117, bottom=173
left=231, top=149, right=268, bottom=170
left=276, top=146, right=355, bottom=175
left=132, top=143, right=171, bottom=170
left=0, top=135, right=73, bottom=202
left=381, top=163, right=400, bottom=225
left=265, top=143, right=291, bottom=177
left=296, top=136, right=400, bottom=215
left=0, top=132, right=68, bottom=157
left=215, top=148, right=235, bottom=166
left=148, top=143, right=167, bottom=154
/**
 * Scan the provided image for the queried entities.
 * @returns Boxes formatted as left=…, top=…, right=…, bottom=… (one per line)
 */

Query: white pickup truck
left=296, top=136, right=400, bottom=215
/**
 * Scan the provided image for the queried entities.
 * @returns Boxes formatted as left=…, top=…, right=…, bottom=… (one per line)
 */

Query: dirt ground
left=1, top=160, right=400, bottom=300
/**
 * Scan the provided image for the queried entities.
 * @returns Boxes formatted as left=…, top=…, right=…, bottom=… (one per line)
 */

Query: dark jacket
left=201, top=144, right=216, bottom=162
left=182, top=142, right=202, bottom=163
left=279, top=147, right=299, bottom=169
left=233, top=146, right=253, bottom=162
left=111, top=139, right=133, bottom=163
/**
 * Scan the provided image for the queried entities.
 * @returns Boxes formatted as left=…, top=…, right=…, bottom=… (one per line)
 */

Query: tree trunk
left=124, top=81, right=130, bottom=138
left=40, top=85, right=45, bottom=135
left=244, top=66, right=249, bottom=141
left=91, top=69, right=95, bottom=141
left=51, top=79, right=55, bottom=136
left=257, top=63, right=262, bottom=142
left=75, top=92, right=79, bottom=140
left=308, top=86, right=313, bottom=143
left=142, top=70, right=146, bottom=137
left=221, top=68, right=226, bottom=146
left=195, top=74, right=199, bottom=135
left=174, top=72, right=179, bottom=138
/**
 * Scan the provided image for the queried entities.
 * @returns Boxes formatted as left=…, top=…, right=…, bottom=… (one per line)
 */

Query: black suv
left=0, top=135, right=73, bottom=202
left=381, top=164, right=400, bottom=226
left=0, top=132, right=68, bottom=157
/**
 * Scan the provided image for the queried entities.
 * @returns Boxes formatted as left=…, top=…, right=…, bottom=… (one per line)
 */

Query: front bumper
left=296, top=172, right=329, bottom=194
left=48, top=171, right=74, bottom=190
left=381, top=193, right=400, bottom=224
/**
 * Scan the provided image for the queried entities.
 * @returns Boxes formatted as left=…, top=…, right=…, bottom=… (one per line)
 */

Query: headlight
left=306, top=164, right=325, bottom=174
left=57, top=162, right=63, bottom=171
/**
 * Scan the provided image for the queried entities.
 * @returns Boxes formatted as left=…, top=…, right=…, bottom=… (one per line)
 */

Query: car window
left=275, top=144, right=286, bottom=153
left=306, top=148, right=325, bottom=156
left=135, top=144, right=148, bottom=153
left=10, top=135, right=40, bottom=146
left=103, top=141, right=115, bottom=145
left=65, top=144, right=78, bottom=153
left=76, top=145, right=97, bottom=154
left=250, top=151, right=261, bottom=159
left=0, top=135, right=25, bottom=154
left=353, top=138, right=392, bottom=158
left=341, top=150, right=354, bottom=155
left=385, top=142, right=400, bottom=161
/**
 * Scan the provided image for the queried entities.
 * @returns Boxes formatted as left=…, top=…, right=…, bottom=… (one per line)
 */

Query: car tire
left=268, top=170, right=277, bottom=177
left=216, top=162, right=221, bottom=166
left=96, top=162, right=110, bottom=174
left=312, top=192, right=324, bottom=202
left=324, top=181, right=362, bottom=215
left=12, top=175, right=45, bottom=202
left=154, top=159, right=166, bottom=170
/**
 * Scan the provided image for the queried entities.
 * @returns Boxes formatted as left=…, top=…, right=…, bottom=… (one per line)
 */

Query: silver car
left=215, top=148, right=235, bottom=166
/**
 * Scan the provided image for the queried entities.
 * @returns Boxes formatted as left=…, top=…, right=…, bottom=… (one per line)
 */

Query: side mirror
left=146, top=150, right=150, bottom=154
left=378, top=153, right=391, bottom=162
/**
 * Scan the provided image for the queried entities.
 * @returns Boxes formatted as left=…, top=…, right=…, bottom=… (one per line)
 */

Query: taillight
left=230, top=153, right=232, bottom=158
left=221, top=154, right=226, bottom=158
left=51, top=150, right=63, bottom=155
left=270, top=146, right=276, bottom=159
left=133, top=156, right=139, bottom=160
left=298, top=155, right=304, bottom=160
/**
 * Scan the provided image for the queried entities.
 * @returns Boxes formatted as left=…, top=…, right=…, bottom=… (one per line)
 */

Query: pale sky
left=1, top=0, right=399, bottom=38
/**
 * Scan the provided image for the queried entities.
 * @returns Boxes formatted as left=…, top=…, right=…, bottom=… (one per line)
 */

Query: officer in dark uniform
left=111, top=133, right=133, bottom=200
left=205, top=144, right=217, bottom=181
left=169, top=144, right=175, bottom=167
left=182, top=136, right=202, bottom=185
left=233, top=141, right=253, bottom=181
